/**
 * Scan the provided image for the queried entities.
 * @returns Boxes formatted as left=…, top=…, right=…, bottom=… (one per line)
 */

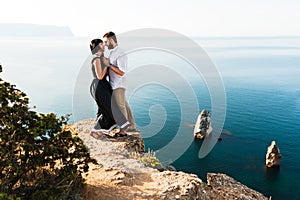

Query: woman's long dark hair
left=90, top=39, right=103, bottom=54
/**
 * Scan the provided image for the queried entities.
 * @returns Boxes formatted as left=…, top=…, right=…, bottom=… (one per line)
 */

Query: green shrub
left=130, top=148, right=162, bottom=169
left=0, top=193, right=21, bottom=200
left=0, top=65, right=96, bottom=199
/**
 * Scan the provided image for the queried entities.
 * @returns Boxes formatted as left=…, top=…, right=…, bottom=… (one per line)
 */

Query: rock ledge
left=66, top=119, right=269, bottom=200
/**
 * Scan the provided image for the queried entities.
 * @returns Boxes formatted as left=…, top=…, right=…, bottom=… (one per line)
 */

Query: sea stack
left=265, top=141, right=282, bottom=168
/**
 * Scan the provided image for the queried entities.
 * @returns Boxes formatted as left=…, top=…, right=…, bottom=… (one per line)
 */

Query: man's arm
left=109, top=64, right=125, bottom=76
left=102, top=56, right=125, bottom=76
left=109, top=54, right=127, bottom=76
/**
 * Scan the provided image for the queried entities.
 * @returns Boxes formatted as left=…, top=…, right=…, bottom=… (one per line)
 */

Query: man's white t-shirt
left=108, top=46, right=127, bottom=90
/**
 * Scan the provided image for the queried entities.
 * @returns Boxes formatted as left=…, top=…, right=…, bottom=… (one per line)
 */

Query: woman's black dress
left=90, top=54, right=116, bottom=130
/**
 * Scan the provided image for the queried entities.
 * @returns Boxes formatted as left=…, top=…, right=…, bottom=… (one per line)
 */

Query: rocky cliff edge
left=65, top=119, right=269, bottom=200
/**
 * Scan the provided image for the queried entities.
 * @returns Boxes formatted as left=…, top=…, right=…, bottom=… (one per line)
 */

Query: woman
left=89, top=39, right=129, bottom=137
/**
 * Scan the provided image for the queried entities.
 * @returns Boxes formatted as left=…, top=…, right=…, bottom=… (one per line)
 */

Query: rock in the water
left=265, top=141, right=282, bottom=168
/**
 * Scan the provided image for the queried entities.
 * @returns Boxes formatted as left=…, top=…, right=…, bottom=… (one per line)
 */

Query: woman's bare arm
left=94, top=58, right=108, bottom=80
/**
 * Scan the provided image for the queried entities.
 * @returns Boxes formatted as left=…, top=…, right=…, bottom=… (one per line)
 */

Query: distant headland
left=0, top=23, right=74, bottom=37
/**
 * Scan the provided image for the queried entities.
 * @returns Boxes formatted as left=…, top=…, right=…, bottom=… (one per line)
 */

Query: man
left=103, top=31, right=137, bottom=132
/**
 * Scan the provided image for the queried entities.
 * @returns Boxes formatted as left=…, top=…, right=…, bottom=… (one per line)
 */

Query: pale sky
left=1, top=0, right=300, bottom=37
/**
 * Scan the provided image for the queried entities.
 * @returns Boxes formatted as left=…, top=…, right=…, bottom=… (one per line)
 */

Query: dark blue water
left=131, top=83, right=300, bottom=199
left=124, top=37, right=300, bottom=199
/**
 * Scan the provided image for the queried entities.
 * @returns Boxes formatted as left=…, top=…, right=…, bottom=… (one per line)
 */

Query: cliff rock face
left=266, top=141, right=282, bottom=168
left=206, top=173, right=268, bottom=200
left=67, top=119, right=268, bottom=200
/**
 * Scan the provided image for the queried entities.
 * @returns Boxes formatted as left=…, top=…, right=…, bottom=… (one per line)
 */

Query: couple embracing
left=90, top=31, right=136, bottom=138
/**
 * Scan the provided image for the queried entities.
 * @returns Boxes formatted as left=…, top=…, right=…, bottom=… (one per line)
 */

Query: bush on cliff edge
left=0, top=65, right=96, bottom=199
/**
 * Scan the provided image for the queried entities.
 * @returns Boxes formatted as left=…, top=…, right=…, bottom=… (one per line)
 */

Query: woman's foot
left=90, top=131, right=102, bottom=139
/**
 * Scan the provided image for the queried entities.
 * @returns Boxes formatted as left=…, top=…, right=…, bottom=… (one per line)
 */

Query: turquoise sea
left=1, top=36, right=300, bottom=199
